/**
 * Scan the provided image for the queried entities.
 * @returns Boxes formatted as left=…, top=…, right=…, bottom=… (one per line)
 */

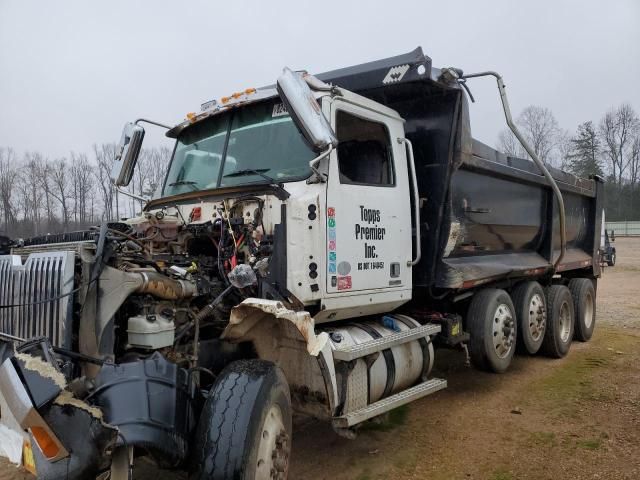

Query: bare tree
left=630, top=135, right=640, bottom=189
left=138, top=147, right=172, bottom=194
left=21, top=153, right=47, bottom=234
left=0, top=148, right=19, bottom=231
left=93, top=143, right=117, bottom=220
left=516, top=105, right=560, bottom=166
left=556, top=129, right=573, bottom=172
left=497, top=129, right=526, bottom=158
left=497, top=106, right=560, bottom=166
left=599, top=103, right=640, bottom=186
left=70, top=152, right=95, bottom=224
left=49, top=158, right=72, bottom=227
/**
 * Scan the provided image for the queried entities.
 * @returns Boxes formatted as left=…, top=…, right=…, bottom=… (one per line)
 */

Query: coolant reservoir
left=127, top=314, right=175, bottom=349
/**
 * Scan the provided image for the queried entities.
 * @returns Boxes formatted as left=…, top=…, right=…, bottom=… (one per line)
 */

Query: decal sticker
left=337, top=261, right=351, bottom=275
left=272, top=103, right=288, bottom=117
left=327, top=206, right=340, bottom=287
left=382, top=64, right=410, bottom=84
left=337, top=276, right=352, bottom=290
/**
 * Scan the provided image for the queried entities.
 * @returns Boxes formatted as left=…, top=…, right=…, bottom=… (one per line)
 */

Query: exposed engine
left=0, top=196, right=288, bottom=471
left=106, top=196, right=275, bottom=371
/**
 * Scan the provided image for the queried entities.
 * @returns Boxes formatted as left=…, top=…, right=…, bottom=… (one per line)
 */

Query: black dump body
left=319, top=47, right=603, bottom=294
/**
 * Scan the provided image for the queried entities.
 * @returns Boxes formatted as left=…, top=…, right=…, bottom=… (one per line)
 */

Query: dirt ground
left=2, top=238, right=639, bottom=480
left=285, top=237, right=640, bottom=480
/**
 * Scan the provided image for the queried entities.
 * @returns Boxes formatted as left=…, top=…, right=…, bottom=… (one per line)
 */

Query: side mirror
left=276, top=67, right=337, bottom=152
left=111, top=122, right=145, bottom=186
left=610, top=230, right=615, bottom=242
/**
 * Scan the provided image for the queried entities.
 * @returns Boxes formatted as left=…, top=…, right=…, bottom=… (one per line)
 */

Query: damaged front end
left=0, top=339, right=117, bottom=479
left=0, top=338, right=195, bottom=478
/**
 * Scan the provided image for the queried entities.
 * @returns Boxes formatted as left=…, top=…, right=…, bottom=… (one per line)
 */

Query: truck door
left=325, top=99, right=412, bottom=294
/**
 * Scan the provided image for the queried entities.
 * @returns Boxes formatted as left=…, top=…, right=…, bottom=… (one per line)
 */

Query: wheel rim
left=255, top=404, right=289, bottom=480
left=559, top=301, right=571, bottom=343
left=612, top=254, right=615, bottom=264
left=493, top=303, right=515, bottom=358
left=527, top=293, right=546, bottom=342
left=583, top=292, right=594, bottom=329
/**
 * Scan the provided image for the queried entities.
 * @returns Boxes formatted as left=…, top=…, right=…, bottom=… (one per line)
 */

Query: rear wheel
left=190, top=359, right=292, bottom=480
left=467, top=289, right=517, bottom=373
left=607, top=250, right=616, bottom=266
left=569, top=278, right=596, bottom=342
left=511, top=281, right=546, bottom=355
left=541, top=285, right=574, bottom=358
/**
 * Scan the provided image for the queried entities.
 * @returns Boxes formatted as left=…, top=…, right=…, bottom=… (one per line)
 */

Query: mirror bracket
left=134, top=118, right=172, bottom=130
left=115, top=185, right=149, bottom=203
left=306, top=145, right=333, bottom=184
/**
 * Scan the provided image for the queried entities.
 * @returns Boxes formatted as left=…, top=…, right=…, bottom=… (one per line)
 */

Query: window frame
left=333, top=109, right=396, bottom=188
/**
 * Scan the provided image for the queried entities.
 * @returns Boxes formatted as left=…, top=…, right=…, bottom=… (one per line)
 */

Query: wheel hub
left=493, top=303, right=515, bottom=358
left=255, top=404, right=289, bottom=480
left=584, top=292, right=594, bottom=329
left=527, top=293, right=546, bottom=341
left=559, top=301, right=571, bottom=342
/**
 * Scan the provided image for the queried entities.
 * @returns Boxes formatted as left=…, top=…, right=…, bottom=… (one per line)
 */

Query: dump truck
left=0, top=47, right=603, bottom=479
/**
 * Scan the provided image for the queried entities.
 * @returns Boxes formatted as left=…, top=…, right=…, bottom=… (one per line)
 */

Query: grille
left=0, top=251, right=75, bottom=348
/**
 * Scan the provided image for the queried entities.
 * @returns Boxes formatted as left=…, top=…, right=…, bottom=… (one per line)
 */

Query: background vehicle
left=602, top=230, right=616, bottom=266
left=0, top=47, right=602, bottom=479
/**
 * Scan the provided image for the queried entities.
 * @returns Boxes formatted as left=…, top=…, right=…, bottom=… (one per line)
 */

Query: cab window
left=335, top=111, right=394, bottom=186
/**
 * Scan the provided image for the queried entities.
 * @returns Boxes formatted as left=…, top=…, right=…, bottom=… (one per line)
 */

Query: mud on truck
left=0, top=47, right=603, bottom=480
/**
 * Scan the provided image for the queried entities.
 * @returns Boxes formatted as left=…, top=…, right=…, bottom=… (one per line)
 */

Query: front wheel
left=467, top=289, right=517, bottom=373
left=190, top=360, right=292, bottom=480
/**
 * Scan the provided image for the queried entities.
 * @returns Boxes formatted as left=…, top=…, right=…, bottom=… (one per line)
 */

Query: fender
left=222, top=298, right=339, bottom=418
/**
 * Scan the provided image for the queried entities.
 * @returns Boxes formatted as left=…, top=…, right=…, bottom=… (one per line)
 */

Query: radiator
left=0, top=251, right=75, bottom=348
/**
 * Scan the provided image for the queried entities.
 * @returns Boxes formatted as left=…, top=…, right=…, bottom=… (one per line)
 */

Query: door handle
left=398, top=137, right=421, bottom=267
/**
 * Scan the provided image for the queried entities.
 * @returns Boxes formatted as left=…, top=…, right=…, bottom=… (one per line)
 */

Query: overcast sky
left=1, top=0, right=639, bottom=159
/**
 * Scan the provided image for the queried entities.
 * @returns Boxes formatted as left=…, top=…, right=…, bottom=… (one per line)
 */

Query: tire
left=569, top=278, right=596, bottom=342
left=541, top=285, right=574, bottom=358
left=190, top=359, right=292, bottom=480
left=467, top=289, right=517, bottom=373
left=511, top=281, right=547, bottom=355
left=607, top=250, right=616, bottom=267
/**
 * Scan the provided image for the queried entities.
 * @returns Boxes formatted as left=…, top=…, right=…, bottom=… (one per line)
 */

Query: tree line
left=0, top=102, right=638, bottom=239
left=0, top=144, right=171, bottom=238
left=498, top=103, right=640, bottom=221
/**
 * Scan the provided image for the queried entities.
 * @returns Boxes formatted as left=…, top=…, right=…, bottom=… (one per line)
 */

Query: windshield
left=163, top=99, right=316, bottom=196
